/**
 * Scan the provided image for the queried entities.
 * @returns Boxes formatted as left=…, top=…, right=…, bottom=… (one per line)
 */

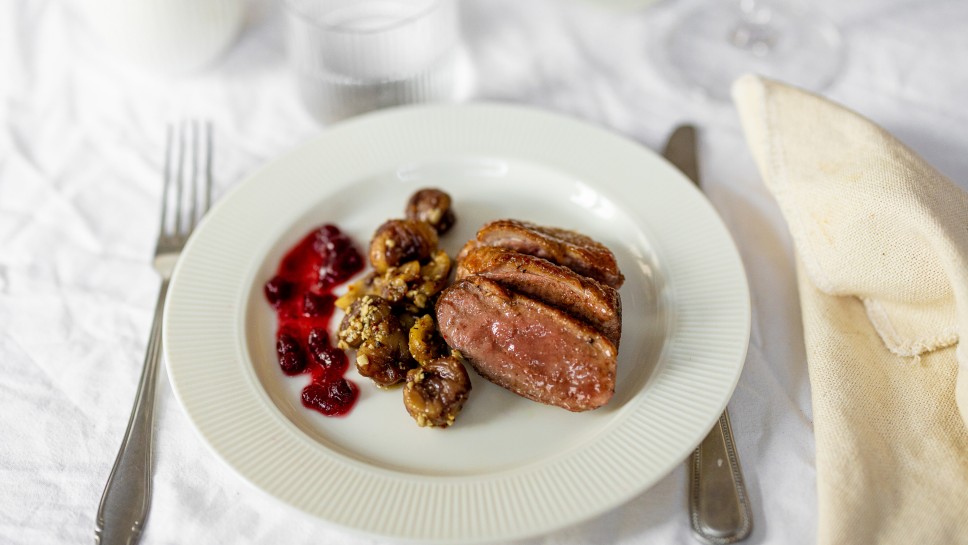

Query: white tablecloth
left=3, top=0, right=967, bottom=543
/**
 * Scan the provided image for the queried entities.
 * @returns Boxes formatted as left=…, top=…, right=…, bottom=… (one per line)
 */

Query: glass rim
left=283, top=0, right=446, bottom=35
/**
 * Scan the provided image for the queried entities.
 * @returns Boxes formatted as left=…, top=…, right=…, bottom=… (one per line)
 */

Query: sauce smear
left=264, top=224, right=364, bottom=416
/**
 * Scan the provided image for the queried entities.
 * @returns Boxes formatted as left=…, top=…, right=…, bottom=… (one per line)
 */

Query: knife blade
left=662, top=125, right=700, bottom=188
left=662, top=124, right=753, bottom=544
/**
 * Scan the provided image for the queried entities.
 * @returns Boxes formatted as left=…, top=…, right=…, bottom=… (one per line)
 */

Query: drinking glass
left=659, top=0, right=844, bottom=101
left=284, top=0, right=471, bottom=123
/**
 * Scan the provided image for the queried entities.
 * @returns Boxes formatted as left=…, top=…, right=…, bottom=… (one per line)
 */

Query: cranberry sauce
left=264, top=224, right=364, bottom=416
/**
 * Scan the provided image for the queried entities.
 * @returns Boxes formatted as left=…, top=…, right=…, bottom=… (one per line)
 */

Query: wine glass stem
left=730, top=0, right=778, bottom=56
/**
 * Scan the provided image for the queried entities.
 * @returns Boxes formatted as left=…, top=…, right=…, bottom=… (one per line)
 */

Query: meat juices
left=438, top=219, right=624, bottom=412
left=436, top=277, right=617, bottom=412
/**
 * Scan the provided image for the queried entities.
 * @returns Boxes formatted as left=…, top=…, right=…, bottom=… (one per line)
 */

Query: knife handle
left=688, top=408, right=753, bottom=544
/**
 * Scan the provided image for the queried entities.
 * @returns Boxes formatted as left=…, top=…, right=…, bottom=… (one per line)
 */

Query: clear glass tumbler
left=284, top=0, right=470, bottom=123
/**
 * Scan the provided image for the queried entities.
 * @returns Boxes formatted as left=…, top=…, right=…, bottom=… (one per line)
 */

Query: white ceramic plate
left=164, top=103, right=750, bottom=543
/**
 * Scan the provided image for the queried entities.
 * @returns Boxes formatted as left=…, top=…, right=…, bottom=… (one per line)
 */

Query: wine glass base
left=661, top=2, right=844, bottom=101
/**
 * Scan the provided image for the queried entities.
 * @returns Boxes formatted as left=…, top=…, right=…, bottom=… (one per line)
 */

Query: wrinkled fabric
left=734, top=75, right=968, bottom=544
left=2, top=0, right=968, bottom=544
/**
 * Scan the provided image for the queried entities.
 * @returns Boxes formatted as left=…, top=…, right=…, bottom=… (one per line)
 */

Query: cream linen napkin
left=732, top=75, right=968, bottom=544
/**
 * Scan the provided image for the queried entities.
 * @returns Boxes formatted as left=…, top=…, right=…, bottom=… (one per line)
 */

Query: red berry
left=276, top=334, right=306, bottom=375
left=307, top=327, right=330, bottom=352
left=264, top=276, right=293, bottom=307
left=301, top=379, right=358, bottom=416
left=302, top=292, right=335, bottom=317
left=308, top=329, right=348, bottom=375
left=269, top=224, right=364, bottom=418
left=319, top=347, right=348, bottom=374
left=318, top=247, right=363, bottom=288
left=313, top=224, right=349, bottom=255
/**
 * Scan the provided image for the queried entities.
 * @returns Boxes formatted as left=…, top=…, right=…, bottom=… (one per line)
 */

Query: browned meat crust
left=435, top=276, right=617, bottom=412
left=456, top=246, right=622, bottom=348
left=468, top=219, right=624, bottom=289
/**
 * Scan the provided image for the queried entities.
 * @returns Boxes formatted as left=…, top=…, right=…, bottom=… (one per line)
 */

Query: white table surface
left=3, top=0, right=968, bottom=543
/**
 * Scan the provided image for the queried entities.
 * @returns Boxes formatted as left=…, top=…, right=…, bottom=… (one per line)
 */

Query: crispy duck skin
left=435, top=276, right=617, bottom=412
left=456, top=245, right=622, bottom=348
left=458, top=219, right=625, bottom=289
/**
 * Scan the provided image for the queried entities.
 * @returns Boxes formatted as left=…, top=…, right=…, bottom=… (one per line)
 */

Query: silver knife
left=662, top=125, right=753, bottom=545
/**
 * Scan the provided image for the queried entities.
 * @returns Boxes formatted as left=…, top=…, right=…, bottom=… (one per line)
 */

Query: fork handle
left=688, top=408, right=753, bottom=544
left=96, top=279, right=169, bottom=545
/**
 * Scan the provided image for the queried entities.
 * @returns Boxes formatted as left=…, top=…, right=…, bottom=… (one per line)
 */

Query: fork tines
left=160, top=120, right=213, bottom=243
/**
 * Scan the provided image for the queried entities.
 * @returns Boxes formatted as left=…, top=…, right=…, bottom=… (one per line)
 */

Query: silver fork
left=95, top=120, right=213, bottom=545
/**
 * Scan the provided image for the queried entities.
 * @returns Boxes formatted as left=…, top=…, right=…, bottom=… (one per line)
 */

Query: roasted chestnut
left=337, top=295, right=394, bottom=349
left=368, top=219, right=438, bottom=274
left=405, top=188, right=456, bottom=235
left=357, top=333, right=414, bottom=388
left=408, top=314, right=447, bottom=366
left=403, top=355, right=472, bottom=428
left=336, top=295, right=415, bottom=386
